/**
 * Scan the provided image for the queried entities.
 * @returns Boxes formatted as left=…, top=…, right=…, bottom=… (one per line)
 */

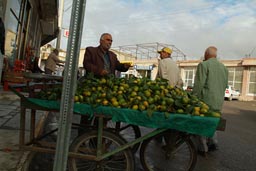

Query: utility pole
left=56, top=0, right=64, bottom=49
left=53, top=0, right=87, bottom=170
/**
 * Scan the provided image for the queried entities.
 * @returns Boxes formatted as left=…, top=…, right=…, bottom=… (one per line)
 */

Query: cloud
left=61, top=0, right=256, bottom=59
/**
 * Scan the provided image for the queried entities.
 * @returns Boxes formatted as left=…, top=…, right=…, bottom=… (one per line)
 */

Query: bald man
left=193, top=46, right=228, bottom=155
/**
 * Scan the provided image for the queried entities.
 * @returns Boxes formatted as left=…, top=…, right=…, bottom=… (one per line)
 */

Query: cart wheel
left=140, top=130, right=197, bottom=171
left=106, top=121, right=141, bottom=153
left=69, top=130, right=135, bottom=171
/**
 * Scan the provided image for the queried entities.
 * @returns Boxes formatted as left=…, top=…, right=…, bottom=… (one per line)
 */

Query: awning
left=39, top=0, right=59, bottom=46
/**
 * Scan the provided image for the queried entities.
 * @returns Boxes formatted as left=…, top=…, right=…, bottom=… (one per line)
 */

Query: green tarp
left=28, top=98, right=220, bottom=137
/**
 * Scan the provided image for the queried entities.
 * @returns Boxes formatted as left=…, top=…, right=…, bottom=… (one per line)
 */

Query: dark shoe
left=197, top=150, right=208, bottom=158
left=208, top=144, right=218, bottom=152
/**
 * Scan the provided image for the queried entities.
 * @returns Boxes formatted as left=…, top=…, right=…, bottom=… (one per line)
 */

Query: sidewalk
left=0, top=85, right=25, bottom=171
left=0, top=85, right=57, bottom=171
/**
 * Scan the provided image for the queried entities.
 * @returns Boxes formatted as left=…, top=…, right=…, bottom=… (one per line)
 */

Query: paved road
left=194, top=100, right=256, bottom=171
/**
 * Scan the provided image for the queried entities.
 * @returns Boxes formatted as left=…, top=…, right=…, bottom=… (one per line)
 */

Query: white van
left=225, top=85, right=240, bottom=101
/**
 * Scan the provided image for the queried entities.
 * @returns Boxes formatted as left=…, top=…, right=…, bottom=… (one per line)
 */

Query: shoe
left=197, top=150, right=208, bottom=158
left=208, top=144, right=218, bottom=152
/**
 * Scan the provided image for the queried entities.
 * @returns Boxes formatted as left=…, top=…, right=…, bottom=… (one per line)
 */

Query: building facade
left=177, top=58, right=256, bottom=101
left=1, top=0, right=58, bottom=75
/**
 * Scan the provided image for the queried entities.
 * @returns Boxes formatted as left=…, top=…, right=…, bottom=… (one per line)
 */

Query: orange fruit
left=100, top=78, right=107, bottom=84
left=211, top=112, right=221, bottom=118
left=132, top=105, right=138, bottom=110
left=119, top=86, right=125, bottom=91
left=101, top=92, right=106, bottom=98
left=133, top=86, right=139, bottom=92
left=143, top=101, right=149, bottom=107
left=97, top=86, right=103, bottom=91
left=74, top=96, right=79, bottom=102
left=102, top=100, right=109, bottom=106
left=148, top=97, right=154, bottom=104
left=139, top=104, right=146, bottom=111
left=112, top=101, right=119, bottom=107
left=144, top=90, right=151, bottom=97
left=193, top=111, right=200, bottom=115
left=177, top=109, right=184, bottom=114
left=182, top=97, right=190, bottom=104
left=200, top=108, right=208, bottom=114
left=194, top=107, right=200, bottom=112
left=131, top=91, right=137, bottom=97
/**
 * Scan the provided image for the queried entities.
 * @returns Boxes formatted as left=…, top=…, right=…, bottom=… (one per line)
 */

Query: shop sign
left=134, top=65, right=153, bottom=70
left=63, top=29, right=69, bottom=37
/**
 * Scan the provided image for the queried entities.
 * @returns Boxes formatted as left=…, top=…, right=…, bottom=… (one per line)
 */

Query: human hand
left=100, top=70, right=108, bottom=76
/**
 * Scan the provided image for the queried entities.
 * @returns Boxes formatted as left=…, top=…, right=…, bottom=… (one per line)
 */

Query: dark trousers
left=45, top=68, right=53, bottom=75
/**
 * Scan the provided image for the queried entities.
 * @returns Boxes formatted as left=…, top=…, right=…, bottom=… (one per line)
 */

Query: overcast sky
left=59, top=0, right=256, bottom=60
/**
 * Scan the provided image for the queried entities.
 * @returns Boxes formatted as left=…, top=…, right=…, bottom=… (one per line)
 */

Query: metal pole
left=56, top=0, right=64, bottom=49
left=17, top=0, right=27, bottom=60
left=53, top=0, right=87, bottom=170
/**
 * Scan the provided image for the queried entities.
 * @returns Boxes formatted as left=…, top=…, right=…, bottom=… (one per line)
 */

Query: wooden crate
left=3, top=71, right=28, bottom=91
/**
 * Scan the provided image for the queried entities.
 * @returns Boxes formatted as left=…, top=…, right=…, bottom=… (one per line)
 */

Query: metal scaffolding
left=112, top=42, right=186, bottom=61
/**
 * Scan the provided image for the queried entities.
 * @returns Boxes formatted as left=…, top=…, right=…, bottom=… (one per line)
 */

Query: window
left=137, top=70, right=151, bottom=79
left=4, top=0, right=21, bottom=57
left=248, top=67, right=256, bottom=95
left=183, top=67, right=196, bottom=88
left=227, top=67, right=243, bottom=91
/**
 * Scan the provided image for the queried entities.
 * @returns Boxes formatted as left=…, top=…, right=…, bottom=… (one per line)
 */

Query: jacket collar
left=98, top=45, right=109, bottom=55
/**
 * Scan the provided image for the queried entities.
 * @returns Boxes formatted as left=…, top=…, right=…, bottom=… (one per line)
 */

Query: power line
left=247, top=47, right=256, bottom=57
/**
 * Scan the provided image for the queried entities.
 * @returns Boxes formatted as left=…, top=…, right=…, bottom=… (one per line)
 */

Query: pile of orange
left=74, top=75, right=220, bottom=118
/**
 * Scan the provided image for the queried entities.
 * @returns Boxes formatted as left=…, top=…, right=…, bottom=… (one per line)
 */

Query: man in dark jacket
left=83, top=33, right=130, bottom=77
left=81, top=33, right=131, bottom=129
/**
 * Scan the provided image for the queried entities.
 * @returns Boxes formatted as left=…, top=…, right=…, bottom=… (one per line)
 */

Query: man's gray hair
left=100, top=33, right=111, bottom=40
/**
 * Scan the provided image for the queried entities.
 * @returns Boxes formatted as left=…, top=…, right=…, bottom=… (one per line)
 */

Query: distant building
left=178, top=58, right=256, bottom=101
left=1, top=0, right=58, bottom=88
left=1, top=0, right=58, bottom=66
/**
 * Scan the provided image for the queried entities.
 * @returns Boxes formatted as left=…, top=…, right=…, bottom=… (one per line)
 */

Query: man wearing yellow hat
left=157, top=47, right=183, bottom=87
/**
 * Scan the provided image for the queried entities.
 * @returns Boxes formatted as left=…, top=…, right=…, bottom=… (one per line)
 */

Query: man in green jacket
left=193, top=46, right=228, bottom=155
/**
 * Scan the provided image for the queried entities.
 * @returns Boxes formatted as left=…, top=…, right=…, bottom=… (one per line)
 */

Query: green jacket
left=193, top=58, right=228, bottom=111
